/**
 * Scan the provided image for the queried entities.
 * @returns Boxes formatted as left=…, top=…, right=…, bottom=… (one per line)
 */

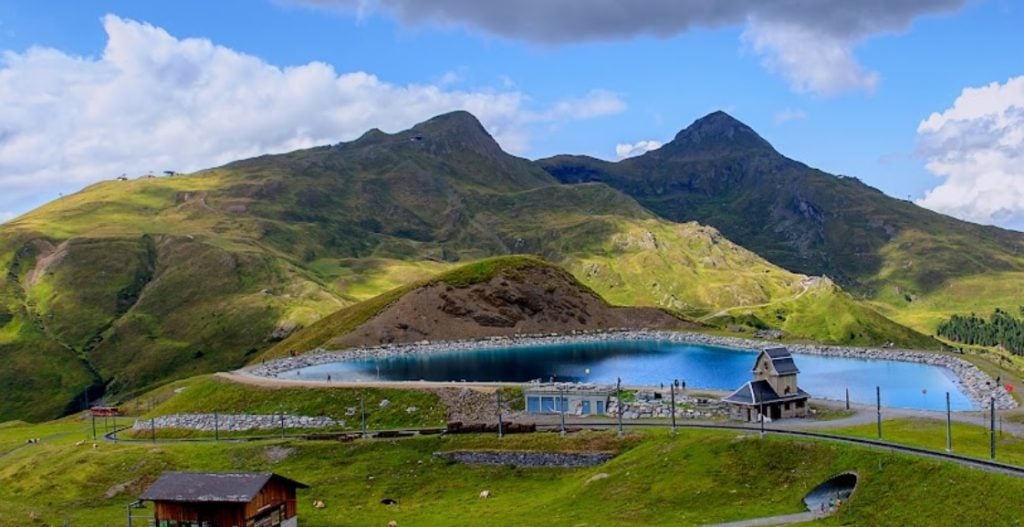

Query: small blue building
left=523, top=384, right=614, bottom=416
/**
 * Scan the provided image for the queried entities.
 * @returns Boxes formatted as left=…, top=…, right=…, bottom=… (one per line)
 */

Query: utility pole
left=945, top=392, right=952, bottom=452
left=991, top=396, right=996, bottom=460
left=876, top=386, right=882, bottom=440
left=496, top=390, right=504, bottom=439
left=150, top=418, right=156, bottom=443
left=91, top=413, right=96, bottom=440
left=361, top=396, right=367, bottom=439
left=558, top=386, right=566, bottom=437
left=616, top=377, right=623, bottom=437
left=670, top=379, right=678, bottom=434
left=759, top=401, right=765, bottom=438
left=214, top=411, right=220, bottom=442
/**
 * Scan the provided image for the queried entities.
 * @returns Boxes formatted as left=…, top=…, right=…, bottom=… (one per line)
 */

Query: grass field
left=828, top=417, right=1024, bottom=466
left=120, top=375, right=447, bottom=435
left=3, top=420, right=1024, bottom=526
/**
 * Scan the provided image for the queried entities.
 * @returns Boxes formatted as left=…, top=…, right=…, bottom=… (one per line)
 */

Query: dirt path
left=698, top=279, right=815, bottom=323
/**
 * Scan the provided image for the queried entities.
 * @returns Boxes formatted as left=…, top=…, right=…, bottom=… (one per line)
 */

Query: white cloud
left=0, top=211, right=14, bottom=223
left=744, top=20, right=879, bottom=96
left=616, top=140, right=662, bottom=159
left=0, top=15, right=624, bottom=219
left=773, top=108, right=808, bottom=124
left=916, top=76, right=1024, bottom=229
left=298, top=0, right=964, bottom=96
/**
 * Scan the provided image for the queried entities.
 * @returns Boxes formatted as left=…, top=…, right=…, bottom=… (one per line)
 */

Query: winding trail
left=698, top=279, right=816, bottom=323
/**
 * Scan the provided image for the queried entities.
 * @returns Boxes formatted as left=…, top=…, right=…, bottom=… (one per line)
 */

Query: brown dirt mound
left=327, top=265, right=693, bottom=349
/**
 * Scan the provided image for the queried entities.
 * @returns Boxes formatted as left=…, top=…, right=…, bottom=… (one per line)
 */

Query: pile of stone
left=435, top=450, right=613, bottom=467
left=607, top=395, right=727, bottom=420
left=132, top=413, right=342, bottom=432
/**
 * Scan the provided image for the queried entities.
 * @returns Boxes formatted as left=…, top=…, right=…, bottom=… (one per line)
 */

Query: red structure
left=89, top=406, right=120, bottom=417
left=140, top=472, right=308, bottom=527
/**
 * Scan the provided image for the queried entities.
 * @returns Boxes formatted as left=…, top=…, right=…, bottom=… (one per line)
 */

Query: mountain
left=0, top=111, right=931, bottom=422
left=538, top=111, right=1024, bottom=330
left=263, top=256, right=694, bottom=357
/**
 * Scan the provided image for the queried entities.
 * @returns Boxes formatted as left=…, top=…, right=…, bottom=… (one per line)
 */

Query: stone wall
left=435, top=450, right=614, bottom=467
left=132, top=413, right=342, bottom=432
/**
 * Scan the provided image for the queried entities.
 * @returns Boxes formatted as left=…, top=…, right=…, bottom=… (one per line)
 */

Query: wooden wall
left=152, top=479, right=298, bottom=527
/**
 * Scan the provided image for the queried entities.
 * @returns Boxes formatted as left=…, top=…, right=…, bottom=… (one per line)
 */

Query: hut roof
left=722, top=380, right=809, bottom=406
left=140, top=472, right=307, bottom=503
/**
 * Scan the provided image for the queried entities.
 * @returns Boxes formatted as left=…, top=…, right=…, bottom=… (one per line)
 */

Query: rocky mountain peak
left=664, top=111, right=776, bottom=155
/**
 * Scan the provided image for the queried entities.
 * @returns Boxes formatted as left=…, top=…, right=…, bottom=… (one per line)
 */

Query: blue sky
left=1, top=0, right=1022, bottom=228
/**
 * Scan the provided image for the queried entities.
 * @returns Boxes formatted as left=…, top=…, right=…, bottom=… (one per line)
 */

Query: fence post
left=214, top=411, right=220, bottom=442
left=151, top=418, right=156, bottom=443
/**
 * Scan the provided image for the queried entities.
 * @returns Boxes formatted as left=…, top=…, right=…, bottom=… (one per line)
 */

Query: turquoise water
left=281, top=340, right=977, bottom=411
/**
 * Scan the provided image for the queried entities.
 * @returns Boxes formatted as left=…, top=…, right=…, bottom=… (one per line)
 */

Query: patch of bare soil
left=329, top=265, right=694, bottom=349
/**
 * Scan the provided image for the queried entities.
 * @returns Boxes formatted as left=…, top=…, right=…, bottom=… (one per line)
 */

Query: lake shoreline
left=245, top=329, right=1016, bottom=410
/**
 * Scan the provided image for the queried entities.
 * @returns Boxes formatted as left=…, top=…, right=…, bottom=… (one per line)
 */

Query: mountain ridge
left=0, top=110, right=940, bottom=422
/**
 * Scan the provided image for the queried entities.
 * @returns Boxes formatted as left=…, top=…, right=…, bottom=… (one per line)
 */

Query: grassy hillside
left=0, top=111, right=930, bottom=422
left=3, top=421, right=1024, bottom=525
left=539, top=111, right=1024, bottom=338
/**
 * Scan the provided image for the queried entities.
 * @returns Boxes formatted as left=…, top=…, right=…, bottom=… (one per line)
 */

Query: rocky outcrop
left=325, top=264, right=692, bottom=350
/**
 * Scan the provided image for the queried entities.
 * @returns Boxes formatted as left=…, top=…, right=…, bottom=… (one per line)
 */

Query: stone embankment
left=132, top=413, right=342, bottom=432
left=609, top=396, right=728, bottom=420
left=435, top=450, right=614, bottom=467
left=245, top=329, right=1015, bottom=410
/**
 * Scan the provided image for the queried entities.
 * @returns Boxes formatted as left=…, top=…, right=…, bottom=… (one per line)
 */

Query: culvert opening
left=804, top=471, right=858, bottom=513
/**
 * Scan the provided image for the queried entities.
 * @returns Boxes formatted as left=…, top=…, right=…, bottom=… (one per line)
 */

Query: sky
left=0, top=0, right=1022, bottom=229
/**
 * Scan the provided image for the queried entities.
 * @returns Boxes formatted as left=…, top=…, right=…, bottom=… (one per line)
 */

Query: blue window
left=581, top=400, right=591, bottom=414
left=596, top=401, right=606, bottom=415
left=527, top=396, right=540, bottom=413
left=541, top=396, right=556, bottom=412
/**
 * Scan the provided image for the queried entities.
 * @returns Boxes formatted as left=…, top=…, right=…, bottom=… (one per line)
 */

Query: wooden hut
left=722, top=346, right=810, bottom=422
left=140, top=472, right=308, bottom=527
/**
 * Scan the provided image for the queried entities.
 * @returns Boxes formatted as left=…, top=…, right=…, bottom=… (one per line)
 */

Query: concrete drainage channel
left=703, top=472, right=859, bottom=527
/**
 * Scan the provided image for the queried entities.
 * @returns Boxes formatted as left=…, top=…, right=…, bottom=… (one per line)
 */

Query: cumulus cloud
left=743, top=21, right=879, bottom=95
left=615, top=140, right=662, bottom=159
left=0, top=15, right=624, bottom=219
left=773, top=108, right=808, bottom=124
left=916, top=76, right=1024, bottom=229
left=298, top=0, right=964, bottom=95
